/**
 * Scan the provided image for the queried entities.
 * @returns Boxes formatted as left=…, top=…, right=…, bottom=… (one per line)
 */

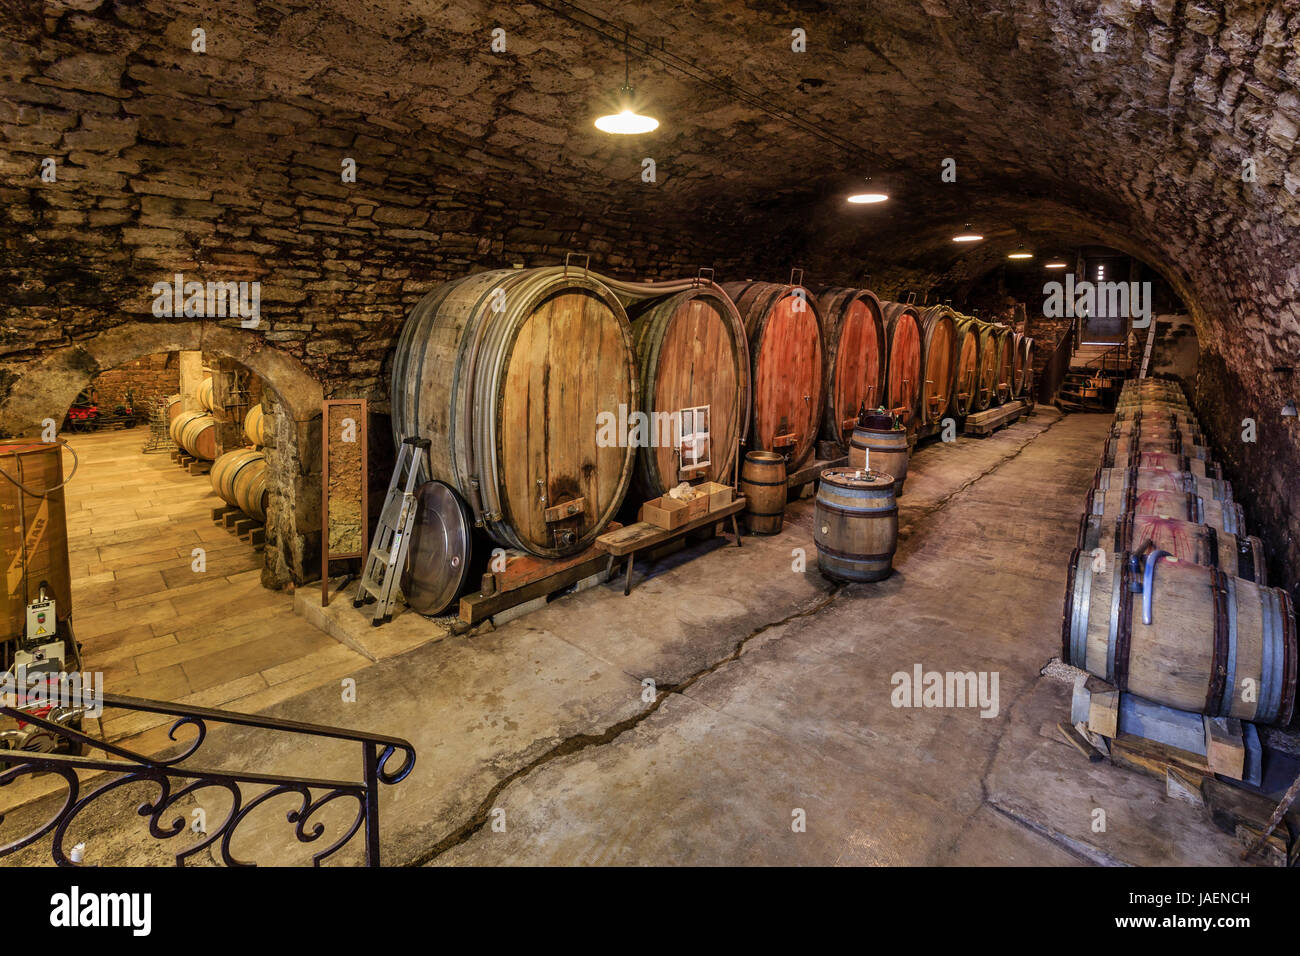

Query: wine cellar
left=1, top=0, right=1299, bottom=896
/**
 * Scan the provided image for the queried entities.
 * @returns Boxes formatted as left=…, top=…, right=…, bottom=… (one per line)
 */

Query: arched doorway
left=0, top=321, right=325, bottom=587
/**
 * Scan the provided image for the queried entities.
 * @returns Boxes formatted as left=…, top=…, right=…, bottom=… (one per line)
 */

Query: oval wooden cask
left=992, top=325, right=1015, bottom=403
left=720, top=282, right=825, bottom=470
left=243, top=404, right=266, bottom=447
left=1018, top=335, right=1035, bottom=396
left=879, top=302, right=923, bottom=429
left=813, top=468, right=898, bottom=582
left=949, top=317, right=980, bottom=416
left=235, top=464, right=269, bottom=522
left=1084, top=485, right=1245, bottom=536
left=738, top=450, right=787, bottom=535
left=1062, top=549, right=1296, bottom=724
left=973, top=321, right=999, bottom=411
left=1113, top=407, right=1199, bottom=426
left=915, top=305, right=958, bottom=426
left=198, top=376, right=216, bottom=412
left=1101, top=434, right=1210, bottom=467
left=0, top=439, right=72, bottom=639
left=847, top=425, right=910, bottom=496
left=816, top=287, right=886, bottom=445
left=211, top=448, right=263, bottom=503
left=392, top=268, right=638, bottom=558
left=626, top=286, right=750, bottom=499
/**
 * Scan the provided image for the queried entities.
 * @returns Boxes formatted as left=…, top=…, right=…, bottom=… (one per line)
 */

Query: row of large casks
left=388, top=268, right=1029, bottom=560
left=1061, top=378, right=1296, bottom=726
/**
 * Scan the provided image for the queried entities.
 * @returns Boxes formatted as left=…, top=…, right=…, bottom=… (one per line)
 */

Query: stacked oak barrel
left=1063, top=378, right=1296, bottom=726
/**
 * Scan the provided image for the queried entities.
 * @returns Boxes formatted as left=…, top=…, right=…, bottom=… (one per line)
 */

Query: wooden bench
left=596, top=498, right=746, bottom=595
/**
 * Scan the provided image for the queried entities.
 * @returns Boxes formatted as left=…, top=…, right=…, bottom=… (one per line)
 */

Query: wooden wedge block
left=1204, top=716, right=1245, bottom=780
left=1166, top=767, right=1205, bottom=806
left=1088, top=681, right=1120, bottom=739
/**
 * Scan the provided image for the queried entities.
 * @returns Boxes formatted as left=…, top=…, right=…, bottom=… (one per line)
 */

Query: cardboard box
left=696, top=481, right=733, bottom=512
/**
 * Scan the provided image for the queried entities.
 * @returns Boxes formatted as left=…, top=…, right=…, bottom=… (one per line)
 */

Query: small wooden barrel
left=739, top=451, right=787, bottom=534
left=1101, top=433, right=1209, bottom=467
left=235, top=463, right=269, bottom=521
left=1084, top=485, right=1245, bottom=536
left=1110, top=419, right=1205, bottom=445
left=814, top=468, right=898, bottom=582
left=949, top=317, right=980, bottom=416
left=243, top=404, right=266, bottom=447
left=170, top=410, right=217, bottom=460
left=1093, top=465, right=1232, bottom=503
left=1078, top=512, right=1267, bottom=584
left=848, top=425, right=910, bottom=497
left=1137, top=451, right=1221, bottom=479
left=817, top=288, right=886, bottom=445
left=1062, top=549, right=1296, bottom=724
left=198, top=376, right=216, bottom=412
left=211, top=448, right=263, bottom=503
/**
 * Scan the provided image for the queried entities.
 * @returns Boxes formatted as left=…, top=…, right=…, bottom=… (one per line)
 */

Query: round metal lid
left=402, top=480, right=472, bottom=616
left=821, top=467, right=895, bottom=489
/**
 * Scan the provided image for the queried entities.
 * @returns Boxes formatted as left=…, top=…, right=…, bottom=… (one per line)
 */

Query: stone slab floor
left=60, top=428, right=368, bottom=747
left=1, top=409, right=1252, bottom=866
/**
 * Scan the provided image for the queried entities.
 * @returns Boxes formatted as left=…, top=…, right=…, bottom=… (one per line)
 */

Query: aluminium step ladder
left=354, top=437, right=430, bottom=626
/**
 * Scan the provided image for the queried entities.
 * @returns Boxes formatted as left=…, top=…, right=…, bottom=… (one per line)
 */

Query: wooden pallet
left=963, top=399, right=1025, bottom=436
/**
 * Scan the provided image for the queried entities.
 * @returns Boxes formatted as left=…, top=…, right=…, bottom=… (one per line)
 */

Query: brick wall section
left=87, top=351, right=177, bottom=411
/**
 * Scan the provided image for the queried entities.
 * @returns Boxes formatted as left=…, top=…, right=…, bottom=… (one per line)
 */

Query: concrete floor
left=1, top=409, right=1251, bottom=866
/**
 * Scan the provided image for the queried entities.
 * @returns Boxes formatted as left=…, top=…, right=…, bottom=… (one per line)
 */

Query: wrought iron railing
left=0, top=693, right=415, bottom=867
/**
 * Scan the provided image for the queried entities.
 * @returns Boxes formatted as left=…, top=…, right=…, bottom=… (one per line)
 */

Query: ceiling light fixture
left=1044, top=260, right=1068, bottom=269
left=1008, top=245, right=1034, bottom=260
left=953, top=224, right=983, bottom=242
left=595, top=30, right=659, bottom=135
left=847, top=176, right=889, bottom=204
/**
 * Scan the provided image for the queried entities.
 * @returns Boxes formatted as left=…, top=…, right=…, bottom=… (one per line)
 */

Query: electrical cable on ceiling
left=533, top=0, right=871, bottom=162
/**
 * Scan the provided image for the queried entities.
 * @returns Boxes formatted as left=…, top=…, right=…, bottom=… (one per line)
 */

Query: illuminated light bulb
left=594, top=107, right=658, bottom=134
left=847, top=192, right=889, bottom=204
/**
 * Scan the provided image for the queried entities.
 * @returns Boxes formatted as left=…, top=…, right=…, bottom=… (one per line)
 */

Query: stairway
left=1056, top=341, right=1133, bottom=412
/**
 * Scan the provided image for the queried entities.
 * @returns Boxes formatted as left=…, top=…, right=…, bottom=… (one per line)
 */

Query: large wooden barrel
left=848, top=423, right=909, bottom=496
left=813, top=468, right=898, bottom=582
left=739, top=450, right=786, bottom=534
left=816, top=288, right=886, bottom=446
left=1062, top=549, right=1296, bottom=724
left=949, top=317, right=980, bottom=416
left=626, top=285, right=749, bottom=499
left=880, top=303, right=923, bottom=429
left=1137, top=451, right=1221, bottom=479
left=1094, top=465, right=1232, bottom=503
left=243, top=404, right=266, bottom=447
left=1011, top=332, right=1025, bottom=396
left=973, top=321, right=998, bottom=411
left=1017, top=335, right=1035, bottom=396
left=1, top=439, right=72, bottom=640
left=993, top=326, right=1015, bottom=403
left=211, top=448, right=268, bottom=521
left=916, top=305, right=958, bottom=426
left=1078, top=512, right=1267, bottom=584
left=166, top=393, right=182, bottom=424
left=170, top=410, right=217, bottom=460
left=392, top=267, right=637, bottom=558
left=721, top=282, right=825, bottom=470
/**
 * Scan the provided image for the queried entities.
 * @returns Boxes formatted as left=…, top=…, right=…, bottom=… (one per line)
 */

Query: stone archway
left=0, top=321, right=324, bottom=587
